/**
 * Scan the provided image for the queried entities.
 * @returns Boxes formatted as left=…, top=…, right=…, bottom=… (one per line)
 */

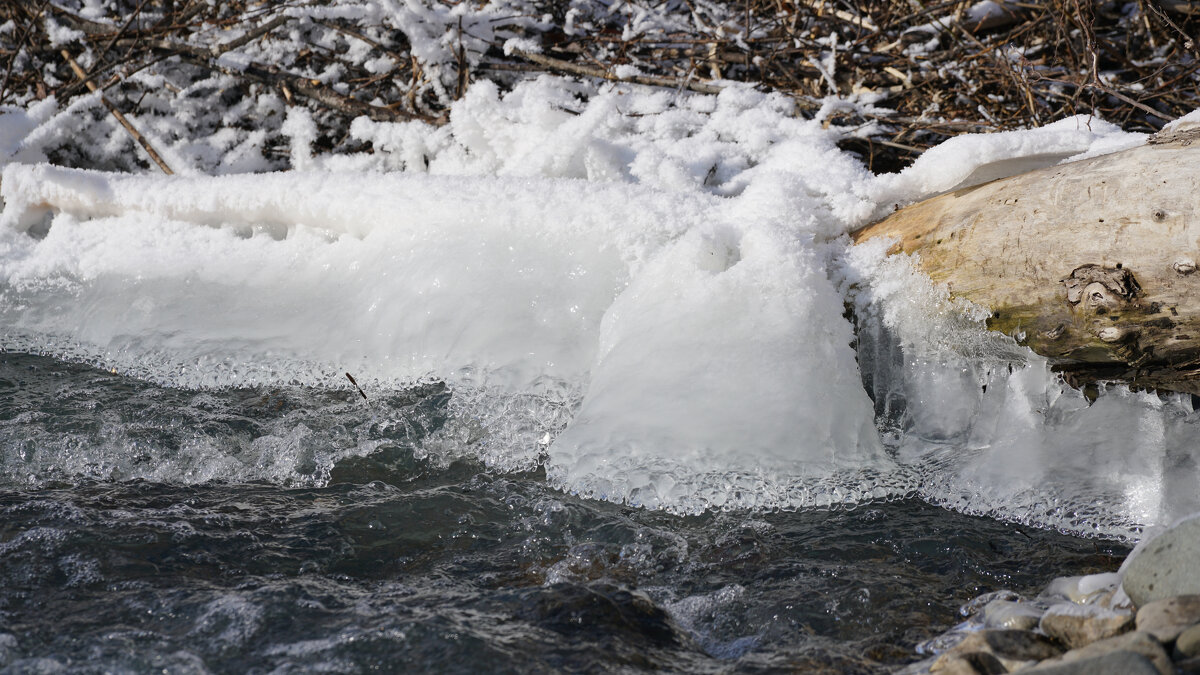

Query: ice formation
left=2, top=75, right=1197, bottom=538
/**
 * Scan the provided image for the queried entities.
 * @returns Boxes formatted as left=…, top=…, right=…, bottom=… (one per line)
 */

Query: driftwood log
left=852, top=126, right=1200, bottom=395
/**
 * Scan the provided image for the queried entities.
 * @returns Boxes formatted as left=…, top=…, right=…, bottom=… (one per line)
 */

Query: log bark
left=852, top=126, right=1200, bottom=395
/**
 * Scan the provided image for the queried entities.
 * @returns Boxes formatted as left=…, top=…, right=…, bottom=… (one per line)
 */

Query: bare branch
left=60, top=49, right=174, bottom=175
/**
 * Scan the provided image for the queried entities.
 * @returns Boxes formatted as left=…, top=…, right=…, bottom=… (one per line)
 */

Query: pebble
left=1052, top=631, right=1173, bottom=675
left=1177, top=655, right=1200, bottom=674
left=1135, top=594, right=1200, bottom=643
left=1176, top=623, right=1200, bottom=659
left=928, top=651, right=1007, bottom=675
left=960, top=589, right=1021, bottom=617
left=1122, top=515, right=1200, bottom=607
left=1039, top=602, right=1133, bottom=648
left=937, top=629, right=1060, bottom=671
left=1022, top=648, right=1161, bottom=675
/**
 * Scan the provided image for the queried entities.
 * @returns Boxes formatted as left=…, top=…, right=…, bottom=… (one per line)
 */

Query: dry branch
left=510, top=49, right=729, bottom=97
left=213, top=14, right=292, bottom=57
left=61, top=49, right=174, bottom=175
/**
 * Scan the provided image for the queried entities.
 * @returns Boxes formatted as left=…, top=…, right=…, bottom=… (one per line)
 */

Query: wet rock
left=1176, top=623, right=1200, bottom=659
left=1135, top=594, right=1200, bottom=642
left=982, top=599, right=1044, bottom=631
left=518, top=581, right=695, bottom=654
left=1122, top=516, right=1200, bottom=607
left=1053, top=631, right=1173, bottom=675
left=893, top=656, right=937, bottom=675
left=943, top=629, right=1061, bottom=670
left=929, top=651, right=1008, bottom=675
left=962, top=590, right=1022, bottom=617
left=1039, top=602, right=1133, bottom=648
left=1022, top=649, right=1160, bottom=675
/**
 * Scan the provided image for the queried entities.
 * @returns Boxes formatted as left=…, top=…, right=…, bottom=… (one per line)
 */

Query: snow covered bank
left=1, top=78, right=1195, bottom=536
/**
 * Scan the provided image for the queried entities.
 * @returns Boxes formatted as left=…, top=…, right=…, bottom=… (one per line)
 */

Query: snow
left=1162, top=108, right=1200, bottom=133
left=871, top=116, right=1143, bottom=206
left=2, top=68, right=1199, bottom=533
left=43, top=17, right=85, bottom=48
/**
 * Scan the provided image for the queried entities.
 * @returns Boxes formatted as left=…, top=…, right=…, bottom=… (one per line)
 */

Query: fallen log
left=852, top=125, right=1200, bottom=395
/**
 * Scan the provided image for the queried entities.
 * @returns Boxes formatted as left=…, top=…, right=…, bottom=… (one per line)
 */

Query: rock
left=1177, top=623, right=1200, bottom=659
left=982, top=599, right=1044, bottom=631
left=944, top=629, right=1061, bottom=670
left=1136, top=594, right=1200, bottom=642
left=962, top=589, right=1022, bottom=617
left=1022, top=649, right=1161, bottom=675
left=1054, top=631, right=1173, bottom=675
left=1177, top=654, right=1200, bottom=674
left=1122, top=516, right=1200, bottom=607
left=1039, top=602, right=1133, bottom=648
left=929, top=651, right=1008, bottom=675
left=1096, top=586, right=1135, bottom=611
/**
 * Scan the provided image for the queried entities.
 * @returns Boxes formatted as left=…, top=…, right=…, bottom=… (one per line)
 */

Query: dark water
left=0, top=353, right=1128, bottom=673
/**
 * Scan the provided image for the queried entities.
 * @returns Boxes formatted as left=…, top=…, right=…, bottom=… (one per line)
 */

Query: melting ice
left=1, top=82, right=1197, bottom=539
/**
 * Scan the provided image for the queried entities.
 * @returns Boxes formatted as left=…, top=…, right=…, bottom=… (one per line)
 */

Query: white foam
left=549, top=225, right=888, bottom=511
left=0, top=164, right=704, bottom=393
left=0, top=161, right=889, bottom=510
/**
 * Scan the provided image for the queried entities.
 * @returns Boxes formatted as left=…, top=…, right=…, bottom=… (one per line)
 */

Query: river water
left=0, top=352, right=1129, bottom=673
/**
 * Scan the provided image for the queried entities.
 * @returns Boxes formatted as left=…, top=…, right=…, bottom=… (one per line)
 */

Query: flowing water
left=0, top=352, right=1129, bottom=673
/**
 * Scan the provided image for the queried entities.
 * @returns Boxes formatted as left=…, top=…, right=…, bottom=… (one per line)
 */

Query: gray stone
left=1176, top=623, right=1200, bottom=659
left=945, top=629, right=1061, bottom=670
left=1039, top=602, right=1133, bottom=649
left=1177, top=654, right=1200, bottom=675
left=1122, top=516, right=1200, bottom=607
left=982, top=599, right=1044, bottom=631
left=929, top=651, right=1008, bottom=675
left=1055, top=631, right=1173, bottom=675
left=1022, top=649, right=1160, bottom=675
left=1136, top=594, right=1200, bottom=642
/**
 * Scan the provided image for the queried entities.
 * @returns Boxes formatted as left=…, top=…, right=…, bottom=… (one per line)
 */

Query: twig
left=802, top=0, right=879, bottom=33
left=1086, top=82, right=1171, bottom=121
left=868, top=137, right=926, bottom=153
left=1072, top=0, right=1170, bottom=122
left=345, top=373, right=367, bottom=400
left=93, top=0, right=153, bottom=69
left=174, top=49, right=440, bottom=124
left=212, top=14, right=291, bottom=56
left=60, top=49, right=174, bottom=175
left=510, top=49, right=728, bottom=96
left=1145, top=0, right=1197, bottom=56
left=0, top=0, right=49, bottom=104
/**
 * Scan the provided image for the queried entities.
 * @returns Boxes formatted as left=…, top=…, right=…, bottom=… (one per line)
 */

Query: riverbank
left=1, top=0, right=1195, bottom=175
left=898, top=514, right=1200, bottom=674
